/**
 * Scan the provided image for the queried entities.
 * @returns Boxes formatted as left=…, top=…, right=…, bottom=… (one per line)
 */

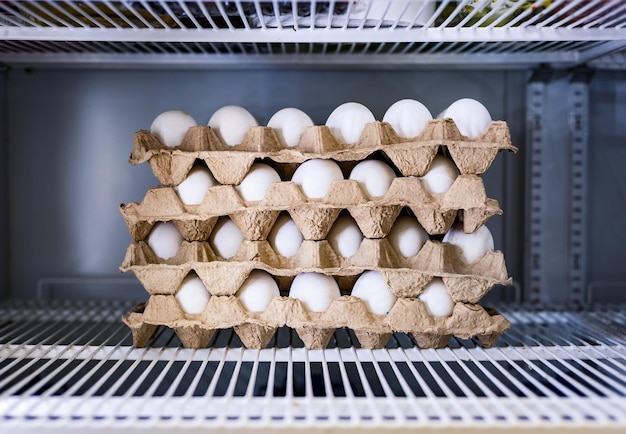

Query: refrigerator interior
left=0, top=1, right=625, bottom=432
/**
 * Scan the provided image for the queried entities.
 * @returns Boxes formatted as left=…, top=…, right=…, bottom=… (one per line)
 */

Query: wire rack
left=1, top=0, right=626, bottom=67
left=0, top=299, right=625, bottom=432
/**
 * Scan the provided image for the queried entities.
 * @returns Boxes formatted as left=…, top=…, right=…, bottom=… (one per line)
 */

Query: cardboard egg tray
left=130, top=119, right=517, bottom=186
left=123, top=296, right=510, bottom=350
left=120, top=175, right=502, bottom=240
left=120, top=240, right=510, bottom=304
left=122, top=114, right=515, bottom=350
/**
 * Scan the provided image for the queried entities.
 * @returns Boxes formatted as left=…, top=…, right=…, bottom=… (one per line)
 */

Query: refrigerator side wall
left=588, top=70, right=626, bottom=303
left=0, top=70, right=7, bottom=300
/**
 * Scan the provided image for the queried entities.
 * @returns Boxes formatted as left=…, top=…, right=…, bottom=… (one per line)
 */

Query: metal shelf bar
left=534, top=0, right=579, bottom=28
left=13, top=324, right=128, bottom=421
left=505, top=312, right=626, bottom=397
left=0, top=307, right=83, bottom=380
left=567, top=1, right=618, bottom=29
left=63, top=1, right=105, bottom=28
left=3, top=25, right=626, bottom=43
left=349, top=345, right=383, bottom=423
left=2, top=303, right=626, bottom=429
left=82, top=0, right=123, bottom=28
left=3, top=0, right=57, bottom=27
left=39, top=323, right=132, bottom=418
left=0, top=319, right=120, bottom=397
left=551, top=0, right=600, bottom=29
left=585, top=2, right=626, bottom=29
left=41, top=1, right=87, bottom=27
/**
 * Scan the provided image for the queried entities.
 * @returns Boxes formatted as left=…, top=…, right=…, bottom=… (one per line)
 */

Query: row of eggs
left=176, top=271, right=455, bottom=318
left=150, top=98, right=493, bottom=149
left=174, top=156, right=458, bottom=205
left=148, top=215, right=495, bottom=265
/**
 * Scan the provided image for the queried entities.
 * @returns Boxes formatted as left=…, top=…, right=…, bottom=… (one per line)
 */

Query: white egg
left=176, top=275, right=211, bottom=314
left=418, top=278, right=454, bottom=317
left=150, top=110, right=198, bottom=148
left=236, top=270, right=280, bottom=312
left=175, top=165, right=218, bottom=205
left=207, top=105, right=258, bottom=146
left=383, top=99, right=433, bottom=138
left=420, top=155, right=459, bottom=194
left=209, top=218, right=244, bottom=259
left=387, top=216, right=429, bottom=258
left=442, top=225, right=495, bottom=265
left=441, top=98, right=492, bottom=139
left=325, top=102, right=376, bottom=144
left=327, top=215, right=363, bottom=258
left=289, top=272, right=341, bottom=312
left=349, top=160, right=397, bottom=198
left=235, top=163, right=282, bottom=202
left=267, top=107, right=314, bottom=148
left=351, top=270, right=397, bottom=315
left=147, top=222, right=183, bottom=260
left=291, top=159, right=344, bottom=199
left=268, top=214, right=303, bottom=258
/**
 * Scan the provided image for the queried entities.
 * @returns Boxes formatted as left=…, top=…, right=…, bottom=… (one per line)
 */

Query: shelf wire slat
left=0, top=0, right=624, bottom=66
left=2, top=301, right=626, bottom=430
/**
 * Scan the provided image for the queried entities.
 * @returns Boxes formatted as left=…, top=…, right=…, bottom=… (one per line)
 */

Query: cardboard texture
left=130, top=119, right=517, bottom=185
left=120, top=174, right=501, bottom=239
left=120, top=240, right=510, bottom=301
left=124, top=296, right=509, bottom=350
left=121, top=303, right=158, bottom=348
left=122, top=113, right=515, bottom=350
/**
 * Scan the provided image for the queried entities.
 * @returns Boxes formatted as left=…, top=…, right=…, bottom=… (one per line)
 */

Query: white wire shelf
left=0, top=0, right=626, bottom=67
left=0, top=300, right=625, bottom=432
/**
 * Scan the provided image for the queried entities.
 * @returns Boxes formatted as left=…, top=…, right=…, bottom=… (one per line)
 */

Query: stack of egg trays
left=121, top=118, right=517, bottom=350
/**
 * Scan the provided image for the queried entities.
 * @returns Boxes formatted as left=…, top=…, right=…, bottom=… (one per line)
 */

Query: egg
left=327, top=215, right=363, bottom=258
left=291, top=159, right=344, bottom=199
left=267, top=107, right=314, bottom=147
left=175, top=165, right=218, bottom=205
left=175, top=275, right=211, bottom=314
left=268, top=214, right=303, bottom=257
left=387, top=216, right=429, bottom=258
left=349, top=160, right=397, bottom=198
left=325, top=102, right=376, bottom=144
left=441, top=98, right=492, bottom=139
left=208, top=105, right=258, bottom=146
left=289, top=272, right=341, bottom=312
left=209, top=217, right=244, bottom=259
left=418, top=278, right=454, bottom=317
left=383, top=99, right=433, bottom=138
left=150, top=110, right=198, bottom=148
left=420, top=155, right=459, bottom=194
left=236, top=270, right=280, bottom=312
left=351, top=271, right=397, bottom=315
left=235, top=163, right=282, bottom=202
left=147, top=222, right=183, bottom=260
left=442, top=225, right=495, bottom=265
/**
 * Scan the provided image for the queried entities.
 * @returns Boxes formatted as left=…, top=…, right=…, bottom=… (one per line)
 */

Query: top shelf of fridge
left=1, top=0, right=626, bottom=68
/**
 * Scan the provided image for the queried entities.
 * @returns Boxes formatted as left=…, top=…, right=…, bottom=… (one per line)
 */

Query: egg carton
left=120, top=240, right=510, bottom=304
left=130, top=119, right=517, bottom=186
left=123, top=296, right=510, bottom=350
left=120, top=175, right=501, bottom=240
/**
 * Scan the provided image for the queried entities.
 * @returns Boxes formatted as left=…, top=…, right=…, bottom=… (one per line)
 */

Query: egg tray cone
left=123, top=296, right=510, bottom=350
left=121, top=239, right=510, bottom=303
left=131, top=119, right=516, bottom=186
left=120, top=175, right=502, bottom=240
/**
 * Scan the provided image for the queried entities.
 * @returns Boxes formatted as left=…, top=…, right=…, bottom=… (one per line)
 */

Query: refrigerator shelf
left=0, top=299, right=625, bottom=432
left=1, top=0, right=626, bottom=67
